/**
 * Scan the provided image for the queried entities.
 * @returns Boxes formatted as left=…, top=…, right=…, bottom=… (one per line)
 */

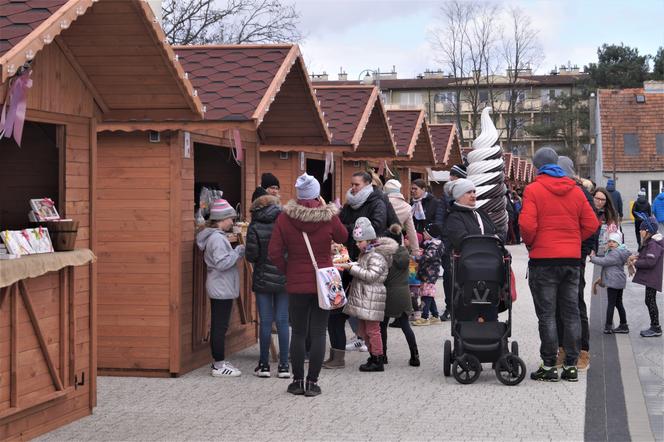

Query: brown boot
left=322, top=348, right=345, bottom=369
left=577, top=350, right=590, bottom=370
left=555, top=347, right=565, bottom=368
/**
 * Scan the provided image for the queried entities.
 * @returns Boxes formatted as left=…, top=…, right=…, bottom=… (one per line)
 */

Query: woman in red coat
left=268, top=173, right=348, bottom=397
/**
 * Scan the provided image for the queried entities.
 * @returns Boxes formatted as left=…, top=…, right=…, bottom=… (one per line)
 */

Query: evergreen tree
left=653, top=47, right=664, bottom=81
left=585, top=43, right=650, bottom=88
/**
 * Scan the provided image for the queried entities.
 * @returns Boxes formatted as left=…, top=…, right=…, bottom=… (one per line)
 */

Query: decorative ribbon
left=232, top=128, right=243, bottom=162
left=323, top=152, right=334, bottom=182
left=0, top=69, right=33, bottom=146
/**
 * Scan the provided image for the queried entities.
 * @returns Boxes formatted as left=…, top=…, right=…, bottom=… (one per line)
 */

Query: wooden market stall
left=92, top=44, right=331, bottom=376
left=427, top=123, right=462, bottom=197
left=311, top=85, right=397, bottom=201
left=0, top=0, right=200, bottom=436
left=387, top=109, right=437, bottom=197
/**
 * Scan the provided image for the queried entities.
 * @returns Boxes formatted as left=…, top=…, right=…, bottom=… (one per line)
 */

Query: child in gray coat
left=196, top=199, right=245, bottom=377
left=590, top=231, right=631, bottom=334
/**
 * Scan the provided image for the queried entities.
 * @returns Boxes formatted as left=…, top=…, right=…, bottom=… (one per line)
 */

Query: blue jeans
left=255, top=292, right=289, bottom=366
left=421, top=296, right=439, bottom=319
left=529, top=265, right=581, bottom=367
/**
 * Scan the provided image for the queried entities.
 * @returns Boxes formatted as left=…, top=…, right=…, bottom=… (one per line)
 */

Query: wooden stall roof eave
left=1, top=0, right=204, bottom=118
left=96, top=119, right=255, bottom=133
left=259, top=143, right=352, bottom=154
left=254, top=46, right=332, bottom=143
left=0, top=0, right=88, bottom=82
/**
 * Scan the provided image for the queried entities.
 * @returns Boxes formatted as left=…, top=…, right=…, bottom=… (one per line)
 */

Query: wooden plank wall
left=180, top=129, right=258, bottom=374
left=0, top=42, right=95, bottom=439
left=96, top=131, right=172, bottom=373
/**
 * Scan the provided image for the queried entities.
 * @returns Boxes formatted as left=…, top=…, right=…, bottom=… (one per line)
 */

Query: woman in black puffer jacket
left=245, top=195, right=289, bottom=378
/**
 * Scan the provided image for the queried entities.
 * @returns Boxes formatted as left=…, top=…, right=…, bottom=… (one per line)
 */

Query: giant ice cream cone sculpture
left=467, top=107, right=508, bottom=234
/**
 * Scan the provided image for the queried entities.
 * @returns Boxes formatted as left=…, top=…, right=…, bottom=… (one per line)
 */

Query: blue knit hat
left=636, top=212, right=658, bottom=234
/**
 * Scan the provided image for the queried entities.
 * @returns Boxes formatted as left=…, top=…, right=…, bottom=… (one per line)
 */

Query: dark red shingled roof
left=315, top=86, right=372, bottom=145
left=176, top=45, right=292, bottom=121
left=387, top=110, right=421, bottom=156
left=428, top=124, right=453, bottom=164
left=0, top=0, right=68, bottom=57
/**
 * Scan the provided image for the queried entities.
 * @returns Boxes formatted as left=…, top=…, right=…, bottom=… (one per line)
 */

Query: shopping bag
left=302, top=232, right=347, bottom=310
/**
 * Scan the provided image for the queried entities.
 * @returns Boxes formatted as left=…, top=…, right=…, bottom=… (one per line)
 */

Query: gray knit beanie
left=449, top=178, right=476, bottom=201
left=557, top=156, right=575, bottom=178
left=533, top=147, right=559, bottom=169
left=295, top=173, right=321, bottom=200
left=352, top=217, right=376, bottom=241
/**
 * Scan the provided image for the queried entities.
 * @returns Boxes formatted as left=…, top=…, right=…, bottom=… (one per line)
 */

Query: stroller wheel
left=495, top=354, right=526, bottom=386
left=452, top=354, right=481, bottom=384
left=511, top=341, right=519, bottom=356
left=443, top=340, right=452, bottom=377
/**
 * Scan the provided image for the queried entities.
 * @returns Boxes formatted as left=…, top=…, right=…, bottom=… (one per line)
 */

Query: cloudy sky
left=295, top=0, right=664, bottom=80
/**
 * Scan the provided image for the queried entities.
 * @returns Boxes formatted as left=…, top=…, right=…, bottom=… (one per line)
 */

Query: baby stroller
left=443, top=235, right=526, bottom=385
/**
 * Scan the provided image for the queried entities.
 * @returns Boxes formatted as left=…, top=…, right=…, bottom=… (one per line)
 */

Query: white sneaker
left=345, top=338, right=368, bottom=352
left=211, top=361, right=241, bottom=377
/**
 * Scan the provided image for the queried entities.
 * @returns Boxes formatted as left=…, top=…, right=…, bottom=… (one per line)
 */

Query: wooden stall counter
left=0, top=249, right=95, bottom=435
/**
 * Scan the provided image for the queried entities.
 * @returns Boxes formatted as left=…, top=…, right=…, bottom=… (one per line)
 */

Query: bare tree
left=500, top=6, right=543, bottom=149
left=163, top=0, right=303, bottom=45
left=431, top=1, right=501, bottom=144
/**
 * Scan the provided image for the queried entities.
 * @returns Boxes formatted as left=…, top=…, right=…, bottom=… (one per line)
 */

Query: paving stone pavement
left=620, top=224, right=664, bottom=441
left=39, top=244, right=590, bottom=441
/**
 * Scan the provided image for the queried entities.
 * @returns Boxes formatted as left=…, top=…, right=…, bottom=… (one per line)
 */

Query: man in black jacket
left=555, top=156, right=598, bottom=371
left=340, top=171, right=398, bottom=260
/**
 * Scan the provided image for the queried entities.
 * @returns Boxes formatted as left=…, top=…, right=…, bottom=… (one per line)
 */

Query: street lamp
left=358, top=68, right=382, bottom=92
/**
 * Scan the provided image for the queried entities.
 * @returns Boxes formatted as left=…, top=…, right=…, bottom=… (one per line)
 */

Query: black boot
left=409, top=347, right=420, bottom=367
left=360, top=355, right=385, bottom=372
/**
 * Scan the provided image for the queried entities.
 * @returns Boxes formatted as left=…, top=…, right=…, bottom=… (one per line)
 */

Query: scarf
left=537, top=164, right=566, bottom=178
left=346, top=185, right=374, bottom=210
left=412, top=192, right=428, bottom=220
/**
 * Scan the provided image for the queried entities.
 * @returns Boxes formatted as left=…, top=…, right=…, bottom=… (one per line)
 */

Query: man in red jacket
left=519, top=147, right=599, bottom=383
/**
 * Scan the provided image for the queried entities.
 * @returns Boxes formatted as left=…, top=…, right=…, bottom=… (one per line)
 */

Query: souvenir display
left=30, top=197, right=60, bottom=221
left=467, top=107, right=509, bottom=234
left=25, top=226, right=54, bottom=253
left=332, top=243, right=350, bottom=269
left=2, top=230, right=34, bottom=256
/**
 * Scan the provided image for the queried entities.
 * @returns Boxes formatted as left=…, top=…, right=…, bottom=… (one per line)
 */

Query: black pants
left=327, top=310, right=349, bottom=350
left=556, top=261, right=590, bottom=351
left=210, top=298, right=234, bottom=362
left=645, top=287, right=660, bottom=327
left=289, top=294, right=330, bottom=382
left=634, top=220, right=642, bottom=248
left=379, top=313, right=418, bottom=357
left=606, top=287, right=627, bottom=327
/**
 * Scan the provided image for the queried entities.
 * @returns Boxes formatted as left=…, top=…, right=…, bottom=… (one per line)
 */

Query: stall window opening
left=0, top=121, right=62, bottom=231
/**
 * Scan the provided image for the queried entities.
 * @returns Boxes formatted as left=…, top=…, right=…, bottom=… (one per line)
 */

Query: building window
left=434, top=91, right=456, bottom=104
left=479, top=90, right=489, bottom=103
left=623, top=133, right=640, bottom=156
left=657, top=133, right=664, bottom=155
left=399, top=92, right=423, bottom=107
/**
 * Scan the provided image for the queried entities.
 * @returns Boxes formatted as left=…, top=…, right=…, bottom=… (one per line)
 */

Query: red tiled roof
left=0, top=0, right=68, bottom=57
left=386, top=110, right=422, bottom=156
left=176, top=45, right=292, bottom=121
left=511, top=156, right=520, bottom=180
left=315, top=86, right=372, bottom=145
left=598, top=88, right=664, bottom=172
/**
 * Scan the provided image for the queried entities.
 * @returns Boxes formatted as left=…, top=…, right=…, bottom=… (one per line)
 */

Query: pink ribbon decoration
left=232, top=128, right=243, bottom=162
left=0, top=69, right=33, bottom=146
